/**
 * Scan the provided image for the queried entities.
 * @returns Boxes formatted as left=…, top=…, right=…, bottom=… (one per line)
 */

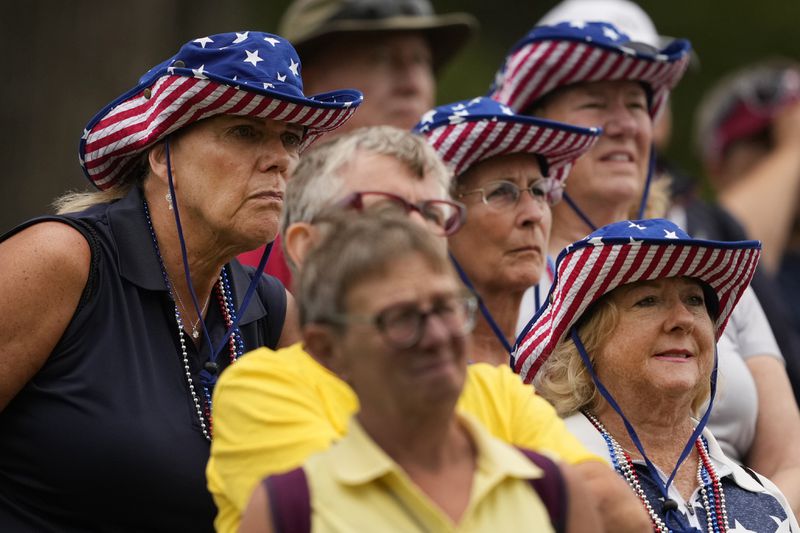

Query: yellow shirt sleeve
left=458, top=363, right=603, bottom=465
left=207, top=343, right=358, bottom=533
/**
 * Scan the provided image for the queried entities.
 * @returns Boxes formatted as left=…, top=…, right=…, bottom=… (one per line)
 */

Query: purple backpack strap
left=515, top=447, right=567, bottom=533
left=263, top=467, right=311, bottom=533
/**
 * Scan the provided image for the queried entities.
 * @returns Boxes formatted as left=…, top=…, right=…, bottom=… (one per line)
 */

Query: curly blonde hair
left=535, top=298, right=619, bottom=417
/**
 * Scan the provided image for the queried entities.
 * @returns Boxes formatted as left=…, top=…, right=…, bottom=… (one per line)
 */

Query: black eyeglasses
left=457, top=178, right=561, bottom=209
left=336, top=191, right=467, bottom=236
left=327, top=293, right=478, bottom=349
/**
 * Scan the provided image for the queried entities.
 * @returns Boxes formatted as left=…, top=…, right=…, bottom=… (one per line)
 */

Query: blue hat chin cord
left=164, top=138, right=272, bottom=377
left=571, top=327, right=719, bottom=533
left=563, top=144, right=657, bottom=233
left=449, top=252, right=514, bottom=356
left=448, top=145, right=657, bottom=367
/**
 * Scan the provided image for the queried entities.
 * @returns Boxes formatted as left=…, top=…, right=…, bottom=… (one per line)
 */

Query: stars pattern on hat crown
left=153, top=31, right=310, bottom=96
left=79, top=30, right=363, bottom=190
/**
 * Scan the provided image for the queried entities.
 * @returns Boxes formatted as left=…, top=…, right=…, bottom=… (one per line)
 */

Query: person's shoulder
left=220, top=343, right=316, bottom=382
left=465, top=361, right=519, bottom=384
left=2, top=220, right=91, bottom=278
left=464, top=362, right=532, bottom=398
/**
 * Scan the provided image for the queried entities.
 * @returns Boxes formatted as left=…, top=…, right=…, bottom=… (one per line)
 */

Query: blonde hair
left=53, top=153, right=149, bottom=214
left=630, top=171, right=672, bottom=220
left=536, top=298, right=620, bottom=417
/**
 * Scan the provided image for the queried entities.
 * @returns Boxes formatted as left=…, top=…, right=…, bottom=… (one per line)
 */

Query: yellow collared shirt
left=208, top=343, right=600, bottom=533
left=305, top=414, right=554, bottom=532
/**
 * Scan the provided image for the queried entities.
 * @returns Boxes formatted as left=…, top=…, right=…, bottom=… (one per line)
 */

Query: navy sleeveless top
left=0, top=187, right=286, bottom=532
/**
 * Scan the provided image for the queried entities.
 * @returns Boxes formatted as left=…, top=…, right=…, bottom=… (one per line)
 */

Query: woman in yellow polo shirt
left=240, top=211, right=600, bottom=532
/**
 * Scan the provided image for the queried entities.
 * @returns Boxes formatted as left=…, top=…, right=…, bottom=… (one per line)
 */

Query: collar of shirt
left=106, top=186, right=267, bottom=326
left=327, top=411, right=543, bottom=487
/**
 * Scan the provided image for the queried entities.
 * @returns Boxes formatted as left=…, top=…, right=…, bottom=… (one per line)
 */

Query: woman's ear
left=147, top=142, right=170, bottom=185
left=303, top=323, right=349, bottom=380
left=284, top=222, right=320, bottom=271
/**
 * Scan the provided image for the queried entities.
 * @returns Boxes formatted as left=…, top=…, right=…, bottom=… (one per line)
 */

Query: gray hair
left=297, top=208, right=452, bottom=328
left=280, top=125, right=451, bottom=234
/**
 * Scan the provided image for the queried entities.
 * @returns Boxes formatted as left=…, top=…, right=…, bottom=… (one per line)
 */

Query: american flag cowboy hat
left=413, top=97, right=602, bottom=204
left=488, top=21, right=691, bottom=120
left=512, top=218, right=761, bottom=384
left=79, top=31, right=363, bottom=191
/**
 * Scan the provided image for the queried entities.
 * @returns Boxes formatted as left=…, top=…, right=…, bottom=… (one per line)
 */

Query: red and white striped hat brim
left=81, top=75, right=360, bottom=190
left=489, top=22, right=691, bottom=120
left=78, top=31, right=362, bottom=190
left=512, top=218, right=761, bottom=384
left=414, top=97, right=601, bottom=192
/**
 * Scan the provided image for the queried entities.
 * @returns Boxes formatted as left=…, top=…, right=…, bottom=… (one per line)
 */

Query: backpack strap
left=515, top=447, right=567, bottom=533
left=263, top=467, right=311, bottom=533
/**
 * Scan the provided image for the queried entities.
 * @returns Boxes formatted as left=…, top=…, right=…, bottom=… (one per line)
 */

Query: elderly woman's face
left=448, top=153, right=551, bottom=293
left=594, top=277, right=715, bottom=406
left=336, top=252, right=470, bottom=412
left=166, top=115, right=302, bottom=250
left=536, top=80, right=652, bottom=211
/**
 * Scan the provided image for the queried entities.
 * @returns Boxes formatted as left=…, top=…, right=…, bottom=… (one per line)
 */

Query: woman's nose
left=666, top=300, right=696, bottom=334
left=603, top=105, right=639, bottom=138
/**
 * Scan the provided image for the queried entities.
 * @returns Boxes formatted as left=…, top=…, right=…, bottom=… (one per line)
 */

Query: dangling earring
left=166, top=192, right=173, bottom=210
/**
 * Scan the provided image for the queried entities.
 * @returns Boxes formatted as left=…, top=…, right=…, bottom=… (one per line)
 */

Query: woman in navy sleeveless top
left=0, top=31, right=361, bottom=532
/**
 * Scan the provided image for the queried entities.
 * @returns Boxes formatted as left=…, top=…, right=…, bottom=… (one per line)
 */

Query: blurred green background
left=2, top=0, right=799, bottom=231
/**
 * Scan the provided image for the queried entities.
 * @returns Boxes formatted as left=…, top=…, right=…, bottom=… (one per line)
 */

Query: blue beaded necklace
left=143, top=199, right=243, bottom=441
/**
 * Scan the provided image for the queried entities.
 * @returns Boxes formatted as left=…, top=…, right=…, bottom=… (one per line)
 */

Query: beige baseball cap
left=279, top=0, right=478, bottom=71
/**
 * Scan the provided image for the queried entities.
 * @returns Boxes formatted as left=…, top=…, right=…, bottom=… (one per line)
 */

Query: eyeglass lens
left=469, top=180, right=555, bottom=208
left=354, top=192, right=463, bottom=236
left=376, top=295, right=476, bottom=348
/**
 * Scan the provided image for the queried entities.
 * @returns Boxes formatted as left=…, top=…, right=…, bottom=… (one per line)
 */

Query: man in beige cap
left=279, top=0, right=477, bottom=132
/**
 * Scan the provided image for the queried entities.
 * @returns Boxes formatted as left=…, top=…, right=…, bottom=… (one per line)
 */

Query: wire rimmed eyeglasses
left=324, top=292, right=478, bottom=349
left=335, top=191, right=467, bottom=236
left=456, top=178, right=562, bottom=209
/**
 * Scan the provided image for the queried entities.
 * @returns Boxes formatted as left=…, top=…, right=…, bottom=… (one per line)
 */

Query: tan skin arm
left=0, top=222, right=90, bottom=411
left=744, top=355, right=800, bottom=516
left=717, top=101, right=800, bottom=274
left=562, top=462, right=605, bottom=533
left=276, top=288, right=301, bottom=348
left=239, top=482, right=274, bottom=533
left=573, top=460, right=651, bottom=532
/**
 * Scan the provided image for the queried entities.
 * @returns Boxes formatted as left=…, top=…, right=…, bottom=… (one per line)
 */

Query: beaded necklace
left=143, top=199, right=244, bottom=441
left=584, top=411, right=728, bottom=533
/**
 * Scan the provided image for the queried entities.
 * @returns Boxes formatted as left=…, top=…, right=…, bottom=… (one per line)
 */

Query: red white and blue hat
left=489, top=21, right=691, bottom=120
left=512, top=218, right=761, bottom=384
left=79, top=31, right=363, bottom=190
left=413, top=97, right=602, bottom=203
